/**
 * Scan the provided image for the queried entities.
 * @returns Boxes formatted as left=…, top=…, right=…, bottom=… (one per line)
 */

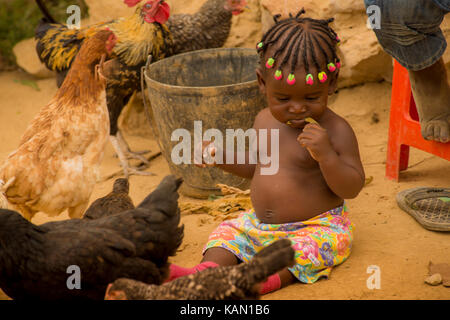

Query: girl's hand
left=195, top=141, right=217, bottom=168
left=297, top=123, right=336, bottom=162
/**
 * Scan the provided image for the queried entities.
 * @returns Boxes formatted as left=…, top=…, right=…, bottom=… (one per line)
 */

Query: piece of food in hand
left=297, top=133, right=319, bottom=162
left=202, top=142, right=217, bottom=165
left=305, top=117, right=318, bottom=124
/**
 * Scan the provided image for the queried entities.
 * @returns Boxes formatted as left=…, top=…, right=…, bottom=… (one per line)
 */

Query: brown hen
left=167, top=0, right=248, bottom=55
left=34, top=0, right=173, bottom=178
left=0, top=30, right=116, bottom=221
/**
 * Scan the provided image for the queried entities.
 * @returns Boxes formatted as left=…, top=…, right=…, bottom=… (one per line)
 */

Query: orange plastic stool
left=386, top=60, right=450, bottom=181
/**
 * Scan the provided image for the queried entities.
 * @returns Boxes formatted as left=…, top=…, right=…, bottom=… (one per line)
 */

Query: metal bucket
left=144, top=48, right=266, bottom=198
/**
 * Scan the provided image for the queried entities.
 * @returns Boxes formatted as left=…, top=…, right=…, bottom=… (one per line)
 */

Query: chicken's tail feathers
left=169, top=223, right=185, bottom=256
left=137, top=175, right=183, bottom=214
left=0, top=177, right=15, bottom=209
left=106, top=278, right=156, bottom=300
left=35, top=0, right=57, bottom=23
left=134, top=176, right=184, bottom=260
left=244, top=239, right=295, bottom=283
left=34, top=10, right=81, bottom=74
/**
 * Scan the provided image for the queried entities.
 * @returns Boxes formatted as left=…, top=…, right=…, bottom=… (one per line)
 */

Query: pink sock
left=166, top=261, right=219, bottom=282
left=260, top=273, right=281, bottom=295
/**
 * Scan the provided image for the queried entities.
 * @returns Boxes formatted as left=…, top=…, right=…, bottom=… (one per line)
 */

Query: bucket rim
left=144, top=48, right=260, bottom=94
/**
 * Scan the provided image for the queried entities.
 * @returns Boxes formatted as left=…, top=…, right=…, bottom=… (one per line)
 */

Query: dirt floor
left=0, top=69, right=449, bottom=300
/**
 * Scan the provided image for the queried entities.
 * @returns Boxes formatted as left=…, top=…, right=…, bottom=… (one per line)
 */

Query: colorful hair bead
left=274, top=70, right=283, bottom=80
left=306, top=74, right=314, bottom=85
left=257, top=42, right=263, bottom=49
left=266, top=58, right=275, bottom=69
left=336, top=61, right=341, bottom=69
left=327, top=63, right=336, bottom=72
left=287, top=73, right=296, bottom=85
left=318, top=71, right=328, bottom=83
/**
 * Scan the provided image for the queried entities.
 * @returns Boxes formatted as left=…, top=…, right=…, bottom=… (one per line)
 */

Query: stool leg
left=386, top=135, right=402, bottom=181
left=386, top=60, right=413, bottom=181
left=386, top=143, right=410, bottom=180
left=399, top=144, right=410, bottom=171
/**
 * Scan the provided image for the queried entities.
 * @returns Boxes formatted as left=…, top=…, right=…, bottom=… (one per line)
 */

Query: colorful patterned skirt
left=203, top=205, right=354, bottom=283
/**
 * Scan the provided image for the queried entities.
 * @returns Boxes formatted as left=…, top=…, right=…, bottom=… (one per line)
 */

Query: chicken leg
left=109, top=135, right=153, bottom=179
left=101, top=58, right=154, bottom=178
left=116, top=130, right=151, bottom=162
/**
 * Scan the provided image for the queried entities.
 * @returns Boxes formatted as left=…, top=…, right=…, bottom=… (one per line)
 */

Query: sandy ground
left=0, top=69, right=449, bottom=300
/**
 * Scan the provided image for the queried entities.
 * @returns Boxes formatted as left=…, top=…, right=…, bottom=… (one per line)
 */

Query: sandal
left=396, top=187, right=450, bottom=232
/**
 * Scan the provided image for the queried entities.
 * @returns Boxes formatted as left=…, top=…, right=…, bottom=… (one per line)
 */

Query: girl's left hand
left=297, top=123, right=336, bottom=161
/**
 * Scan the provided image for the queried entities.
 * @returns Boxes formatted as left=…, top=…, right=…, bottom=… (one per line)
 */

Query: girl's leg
left=201, top=247, right=239, bottom=266
left=204, top=249, right=295, bottom=294
left=166, top=248, right=238, bottom=282
left=279, top=268, right=296, bottom=288
left=259, top=268, right=295, bottom=294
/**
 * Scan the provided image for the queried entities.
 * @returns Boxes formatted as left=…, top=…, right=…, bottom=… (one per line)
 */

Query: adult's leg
left=365, top=0, right=450, bottom=142
left=409, top=58, right=450, bottom=142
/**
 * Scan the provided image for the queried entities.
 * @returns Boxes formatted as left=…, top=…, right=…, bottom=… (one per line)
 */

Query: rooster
left=34, top=0, right=173, bottom=178
left=167, top=0, right=248, bottom=55
left=105, top=239, right=295, bottom=300
left=0, top=30, right=116, bottom=221
left=34, top=0, right=247, bottom=178
left=0, top=175, right=184, bottom=300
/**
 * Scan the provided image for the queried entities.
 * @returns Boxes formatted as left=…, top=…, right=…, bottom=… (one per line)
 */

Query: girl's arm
left=197, top=110, right=268, bottom=180
left=215, top=148, right=257, bottom=179
left=198, top=142, right=256, bottom=179
left=298, top=121, right=365, bottom=199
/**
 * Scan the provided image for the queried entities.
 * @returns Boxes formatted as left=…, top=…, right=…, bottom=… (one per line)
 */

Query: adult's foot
left=408, top=58, right=450, bottom=143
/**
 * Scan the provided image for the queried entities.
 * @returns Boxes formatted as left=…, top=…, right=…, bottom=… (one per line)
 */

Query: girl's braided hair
left=257, top=9, right=341, bottom=85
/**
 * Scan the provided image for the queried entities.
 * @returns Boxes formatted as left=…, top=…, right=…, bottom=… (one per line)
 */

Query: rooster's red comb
left=124, top=0, right=142, bottom=7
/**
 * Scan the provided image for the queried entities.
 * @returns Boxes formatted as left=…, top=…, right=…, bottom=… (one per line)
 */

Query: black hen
left=83, top=178, right=134, bottom=220
left=0, top=175, right=184, bottom=300
left=105, top=239, right=295, bottom=300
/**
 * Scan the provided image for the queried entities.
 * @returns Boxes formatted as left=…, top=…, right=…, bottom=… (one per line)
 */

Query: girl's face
left=256, top=66, right=338, bottom=129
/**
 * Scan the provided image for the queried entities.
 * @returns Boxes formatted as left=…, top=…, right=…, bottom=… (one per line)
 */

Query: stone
left=424, top=273, right=442, bottom=286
